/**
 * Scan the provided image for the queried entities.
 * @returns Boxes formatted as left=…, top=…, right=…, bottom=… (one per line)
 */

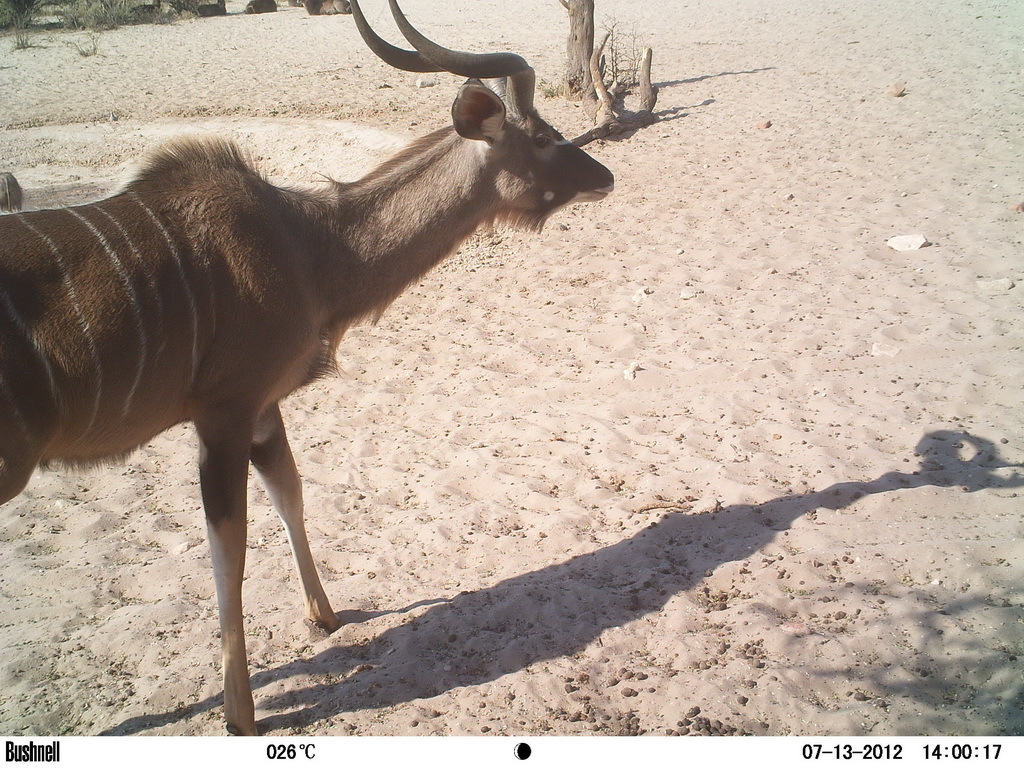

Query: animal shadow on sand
left=106, top=430, right=1022, bottom=734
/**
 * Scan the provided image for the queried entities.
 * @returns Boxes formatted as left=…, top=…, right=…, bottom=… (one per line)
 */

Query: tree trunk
left=562, top=0, right=595, bottom=100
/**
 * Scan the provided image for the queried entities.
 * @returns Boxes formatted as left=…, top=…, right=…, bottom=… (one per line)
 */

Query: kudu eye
left=533, top=133, right=553, bottom=149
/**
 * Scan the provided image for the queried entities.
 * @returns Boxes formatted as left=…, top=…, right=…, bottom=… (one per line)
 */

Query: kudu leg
left=197, top=417, right=258, bottom=736
left=251, top=405, right=340, bottom=632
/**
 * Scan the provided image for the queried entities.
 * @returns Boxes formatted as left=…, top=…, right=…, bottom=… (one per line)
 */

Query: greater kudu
left=0, top=0, right=613, bottom=734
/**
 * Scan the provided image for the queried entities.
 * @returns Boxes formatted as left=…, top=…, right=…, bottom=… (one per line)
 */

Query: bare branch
left=639, top=46, right=658, bottom=112
left=590, top=31, right=615, bottom=126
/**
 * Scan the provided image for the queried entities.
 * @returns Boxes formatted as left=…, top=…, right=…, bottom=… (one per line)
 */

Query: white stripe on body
left=129, top=194, right=201, bottom=386
left=68, top=208, right=148, bottom=418
left=15, top=215, right=104, bottom=437
left=93, top=205, right=167, bottom=360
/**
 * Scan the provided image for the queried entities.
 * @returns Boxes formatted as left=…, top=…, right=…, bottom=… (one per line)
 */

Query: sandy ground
left=1, top=0, right=1023, bottom=738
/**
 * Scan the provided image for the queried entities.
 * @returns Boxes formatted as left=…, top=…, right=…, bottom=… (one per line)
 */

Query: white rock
left=633, top=286, right=653, bottom=304
left=172, top=542, right=191, bottom=556
left=976, top=277, right=1015, bottom=294
left=871, top=342, right=899, bottom=357
left=416, top=77, right=438, bottom=88
left=623, top=362, right=641, bottom=380
left=886, top=234, right=930, bottom=251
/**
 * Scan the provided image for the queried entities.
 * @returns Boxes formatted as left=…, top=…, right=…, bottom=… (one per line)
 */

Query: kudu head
left=350, top=0, right=614, bottom=229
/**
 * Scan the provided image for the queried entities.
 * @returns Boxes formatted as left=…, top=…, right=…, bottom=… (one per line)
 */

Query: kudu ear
left=451, top=80, right=506, bottom=143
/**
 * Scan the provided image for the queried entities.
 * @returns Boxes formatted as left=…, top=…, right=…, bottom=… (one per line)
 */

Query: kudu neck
left=327, top=128, right=498, bottom=321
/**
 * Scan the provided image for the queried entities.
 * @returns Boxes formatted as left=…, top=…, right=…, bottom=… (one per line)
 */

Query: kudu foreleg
left=197, top=416, right=258, bottom=736
left=251, top=405, right=340, bottom=632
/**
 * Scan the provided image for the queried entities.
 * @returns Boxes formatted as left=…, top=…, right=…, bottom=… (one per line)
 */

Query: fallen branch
left=572, top=38, right=659, bottom=146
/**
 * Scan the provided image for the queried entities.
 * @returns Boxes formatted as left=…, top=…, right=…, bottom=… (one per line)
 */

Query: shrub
left=1, top=0, right=53, bottom=29
left=600, top=19, right=644, bottom=90
left=57, top=0, right=140, bottom=29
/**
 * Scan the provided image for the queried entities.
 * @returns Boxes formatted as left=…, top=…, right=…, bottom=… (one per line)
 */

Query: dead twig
left=572, top=39, right=659, bottom=146
left=591, top=31, right=616, bottom=127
